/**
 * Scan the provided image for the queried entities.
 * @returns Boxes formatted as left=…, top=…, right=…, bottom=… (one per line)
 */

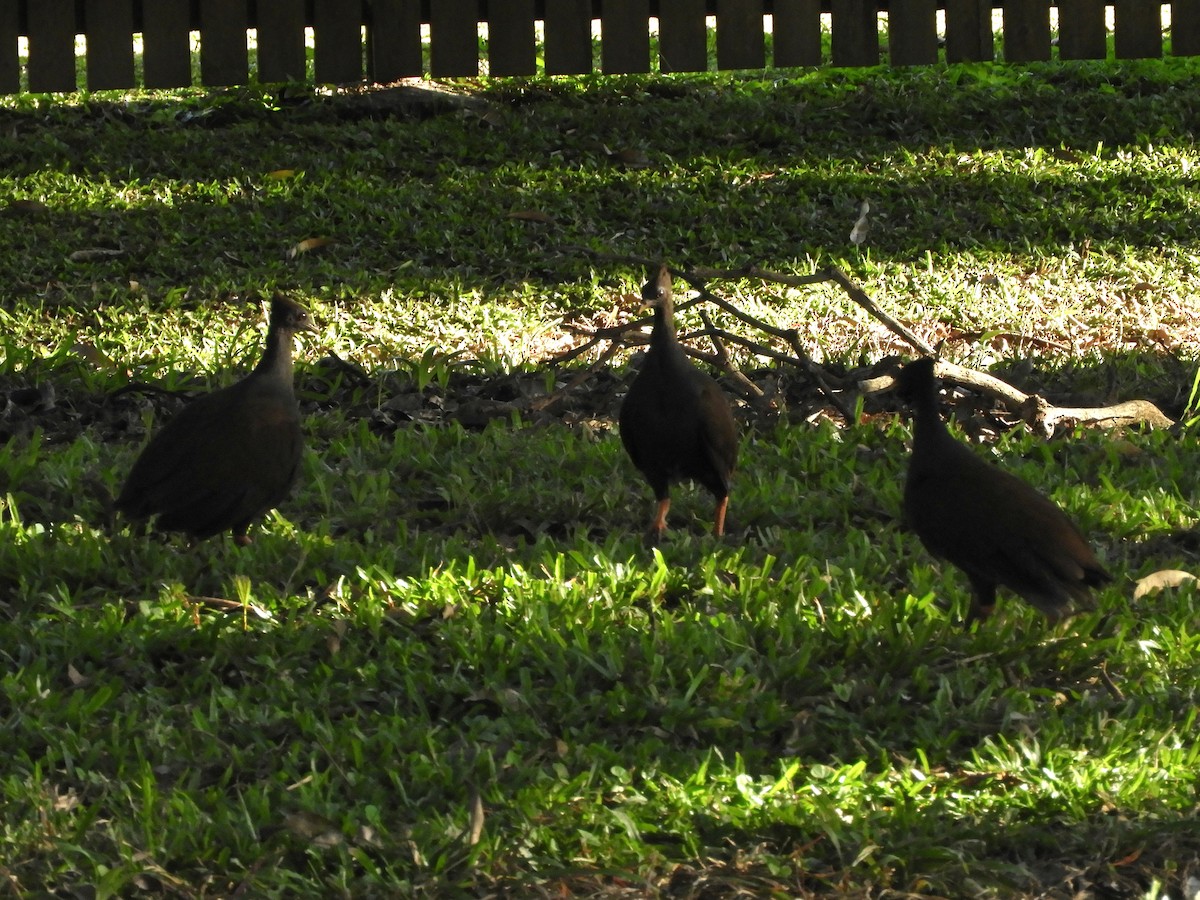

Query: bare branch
left=698, top=309, right=766, bottom=404
left=531, top=340, right=622, bottom=413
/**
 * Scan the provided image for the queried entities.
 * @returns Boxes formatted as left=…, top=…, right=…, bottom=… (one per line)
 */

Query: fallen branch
left=541, top=247, right=1175, bottom=433
left=860, top=358, right=1175, bottom=435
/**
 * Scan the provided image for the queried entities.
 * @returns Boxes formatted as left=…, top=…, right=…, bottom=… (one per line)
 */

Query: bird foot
left=642, top=526, right=666, bottom=548
left=963, top=603, right=995, bottom=630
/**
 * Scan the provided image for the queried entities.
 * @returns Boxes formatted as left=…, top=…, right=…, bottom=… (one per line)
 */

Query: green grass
left=2, top=60, right=1200, bottom=897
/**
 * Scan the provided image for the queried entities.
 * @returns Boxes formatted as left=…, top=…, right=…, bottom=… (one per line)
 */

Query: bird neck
left=909, top=384, right=954, bottom=453
left=254, top=324, right=295, bottom=383
left=650, top=301, right=680, bottom=353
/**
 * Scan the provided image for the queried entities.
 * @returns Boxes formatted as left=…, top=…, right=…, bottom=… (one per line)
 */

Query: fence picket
left=489, top=0, right=538, bottom=75
left=1114, top=0, right=1163, bottom=58
left=601, top=0, right=651, bottom=73
left=429, top=0, right=479, bottom=76
left=257, top=0, right=307, bottom=83
left=945, top=0, right=994, bottom=61
left=1057, top=0, right=1107, bottom=58
left=544, top=0, right=593, bottom=74
left=2, top=0, right=1195, bottom=96
left=199, top=0, right=249, bottom=86
left=888, top=0, right=938, bottom=64
left=830, top=0, right=879, bottom=66
left=315, top=0, right=364, bottom=82
left=772, top=0, right=823, bottom=66
left=28, top=0, right=77, bottom=92
left=1002, top=0, right=1051, bottom=61
left=0, top=1, right=16, bottom=93
left=658, top=0, right=709, bottom=73
left=143, top=0, right=192, bottom=88
left=716, top=0, right=766, bottom=69
left=85, top=0, right=135, bottom=90
left=1176, top=0, right=1200, bottom=55
left=368, top=0, right=423, bottom=81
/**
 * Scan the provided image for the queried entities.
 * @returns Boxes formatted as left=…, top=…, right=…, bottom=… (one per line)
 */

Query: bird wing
left=118, top=381, right=302, bottom=535
left=908, top=450, right=1101, bottom=608
left=693, top=374, right=737, bottom=490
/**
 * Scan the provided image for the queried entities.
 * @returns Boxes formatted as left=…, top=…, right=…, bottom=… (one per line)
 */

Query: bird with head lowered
left=618, top=265, right=738, bottom=545
left=895, top=355, right=1111, bottom=627
left=117, top=295, right=317, bottom=544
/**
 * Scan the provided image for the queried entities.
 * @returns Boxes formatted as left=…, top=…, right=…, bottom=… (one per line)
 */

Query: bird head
left=893, top=356, right=937, bottom=405
left=639, top=265, right=673, bottom=310
left=269, top=295, right=319, bottom=335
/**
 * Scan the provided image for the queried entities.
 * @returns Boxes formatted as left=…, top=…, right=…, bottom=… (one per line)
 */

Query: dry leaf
left=68, top=247, right=125, bottom=263
left=506, top=209, right=555, bottom=224
left=287, top=237, right=333, bottom=259
left=73, top=341, right=113, bottom=370
left=1109, top=438, right=1143, bottom=459
left=1133, top=569, right=1196, bottom=601
left=9, top=198, right=49, bottom=215
left=606, top=145, right=650, bottom=167
left=67, top=663, right=85, bottom=685
left=1112, top=847, right=1143, bottom=866
left=468, top=792, right=485, bottom=846
left=850, top=200, right=870, bottom=246
left=283, top=811, right=343, bottom=847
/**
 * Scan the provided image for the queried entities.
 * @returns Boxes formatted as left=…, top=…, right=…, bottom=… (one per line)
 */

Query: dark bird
left=896, top=356, right=1111, bottom=626
left=116, top=296, right=317, bottom=544
left=618, top=265, right=738, bottom=544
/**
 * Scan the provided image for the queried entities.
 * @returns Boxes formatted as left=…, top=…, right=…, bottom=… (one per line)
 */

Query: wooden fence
left=2, top=1, right=1196, bottom=95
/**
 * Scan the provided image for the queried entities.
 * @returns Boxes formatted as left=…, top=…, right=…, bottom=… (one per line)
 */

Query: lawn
left=1, top=57, right=1200, bottom=898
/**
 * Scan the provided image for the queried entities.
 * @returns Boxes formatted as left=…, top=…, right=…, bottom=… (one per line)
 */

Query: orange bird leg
left=712, top=495, right=729, bottom=538
left=645, top=498, right=671, bottom=545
